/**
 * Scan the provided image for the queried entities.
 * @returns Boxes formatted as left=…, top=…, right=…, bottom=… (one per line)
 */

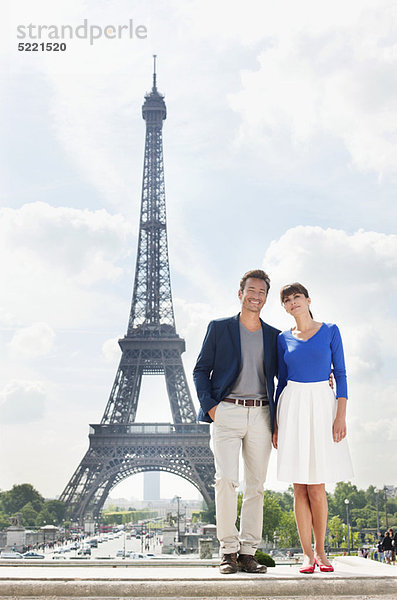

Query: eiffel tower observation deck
left=60, top=57, right=215, bottom=522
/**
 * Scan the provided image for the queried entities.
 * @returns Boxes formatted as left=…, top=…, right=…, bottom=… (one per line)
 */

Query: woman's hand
left=333, top=416, right=347, bottom=443
left=333, top=397, right=347, bottom=442
left=272, top=426, right=278, bottom=449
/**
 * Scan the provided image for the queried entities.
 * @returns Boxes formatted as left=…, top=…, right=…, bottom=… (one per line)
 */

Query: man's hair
left=239, top=269, right=270, bottom=294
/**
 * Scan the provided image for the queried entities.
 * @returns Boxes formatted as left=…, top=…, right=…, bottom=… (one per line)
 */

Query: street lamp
left=375, top=488, right=380, bottom=540
left=344, top=499, right=350, bottom=556
left=384, top=486, right=389, bottom=529
left=173, top=496, right=181, bottom=545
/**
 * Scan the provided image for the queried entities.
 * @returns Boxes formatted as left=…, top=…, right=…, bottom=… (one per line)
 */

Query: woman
left=273, top=282, right=353, bottom=574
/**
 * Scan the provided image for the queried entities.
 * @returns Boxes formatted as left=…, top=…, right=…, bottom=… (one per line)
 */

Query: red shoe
left=299, top=562, right=315, bottom=574
left=314, top=558, right=334, bottom=572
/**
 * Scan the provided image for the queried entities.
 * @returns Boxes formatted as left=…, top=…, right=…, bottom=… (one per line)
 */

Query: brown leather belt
left=223, top=397, right=269, bottom=407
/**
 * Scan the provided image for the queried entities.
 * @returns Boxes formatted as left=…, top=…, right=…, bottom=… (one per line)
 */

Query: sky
left=1, top=0, right=396, bottom=504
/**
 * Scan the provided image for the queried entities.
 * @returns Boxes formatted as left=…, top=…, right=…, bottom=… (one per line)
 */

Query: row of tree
left=1, top=481, right=396, bottom=547
left=197, top=482, right=397, bottom=547
left=0, top=484, right=67, bottom=530
left=102, top=508, right=158, bottom=525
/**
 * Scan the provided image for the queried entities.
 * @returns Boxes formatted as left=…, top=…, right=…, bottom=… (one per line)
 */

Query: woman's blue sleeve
left=275, top=335, right=288, bottom=406
left=331, top=325, right=348, bottom=399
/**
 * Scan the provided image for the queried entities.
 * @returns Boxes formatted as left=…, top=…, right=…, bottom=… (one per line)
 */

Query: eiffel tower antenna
left=60, top=59, right=215, bottom=522
left=153, top=54, right=157, bottom=90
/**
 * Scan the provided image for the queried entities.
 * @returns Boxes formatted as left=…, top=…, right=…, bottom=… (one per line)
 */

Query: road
left=47, top=530, right=165, bottom=561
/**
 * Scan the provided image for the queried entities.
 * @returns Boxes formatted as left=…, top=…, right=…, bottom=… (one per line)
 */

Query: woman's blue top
left=275, top=322, right=348, bottom=404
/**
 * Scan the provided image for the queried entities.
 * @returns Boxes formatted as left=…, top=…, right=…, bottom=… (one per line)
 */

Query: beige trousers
left=211, top=401, right=272, bottom=555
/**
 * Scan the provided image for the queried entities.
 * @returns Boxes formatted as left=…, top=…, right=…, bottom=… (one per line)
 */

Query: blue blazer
left=193, top=314, right=280, bottom=432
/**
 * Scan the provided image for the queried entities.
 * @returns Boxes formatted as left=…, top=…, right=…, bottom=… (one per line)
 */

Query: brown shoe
left=219, top=552, right=238, bottom=574
left=238, top=553, right=267, bottom=573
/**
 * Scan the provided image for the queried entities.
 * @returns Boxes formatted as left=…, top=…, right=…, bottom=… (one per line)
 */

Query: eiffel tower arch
left=60, top=58, right=215, bottom=522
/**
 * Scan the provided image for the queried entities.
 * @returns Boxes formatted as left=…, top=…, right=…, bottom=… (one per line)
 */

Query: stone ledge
left=0, top=577, right=396, bottom=598
left=0, top=597, right=396, bottom=600
left=0, top=557, right=395, bottom=598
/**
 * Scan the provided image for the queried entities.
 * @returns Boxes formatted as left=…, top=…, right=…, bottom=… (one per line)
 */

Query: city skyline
left=1, top=0, right=396, bottom=503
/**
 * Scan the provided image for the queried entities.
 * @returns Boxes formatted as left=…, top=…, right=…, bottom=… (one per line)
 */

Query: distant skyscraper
left=144, top=471, right=160, bottom=501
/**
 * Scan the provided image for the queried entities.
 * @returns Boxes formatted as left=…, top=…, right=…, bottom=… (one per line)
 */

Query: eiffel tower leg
left=88, top=476, right=117, bottom=519
left=59, top=450, right=100, bottom=520
left=164, top=355, right=196, bottom=424
left=61, top=453, right=118, bottom=522
left=101, top=361, right=143, bottom=424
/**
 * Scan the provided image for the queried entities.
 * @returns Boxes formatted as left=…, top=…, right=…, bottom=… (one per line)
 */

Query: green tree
left=0, top=511, right=10, bottom=530
left=235, top=493, right=243, bottom=530
left=200, top=500, right=216, bottom=525
left=19, top=502, right=38, bottom=527
left=278, top=510, right=300, bottom=547
left=262, top=491, right=282, bottom=541
left=355, top=518, right=367, bottom=532
left=351, top=505, right=377, bottom=528
left=277, top=489, right=294, bottom=512
left=340, top=528, right=359, bottom=549
left=44, top=500, right=66, bottom=524
left=332, top=481, right=368, bottom=522
left=35, top=507, right=56, bottom=527
left=328, top=515, right=343, bottom=547
left=0, top=484, right=44, bottom=514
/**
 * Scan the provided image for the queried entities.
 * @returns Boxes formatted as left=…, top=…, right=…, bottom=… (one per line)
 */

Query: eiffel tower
left=60, top=57, right=215, bottom=522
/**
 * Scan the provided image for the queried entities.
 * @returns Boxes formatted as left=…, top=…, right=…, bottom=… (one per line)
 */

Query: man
left=193, top=269, right=279, bottom=574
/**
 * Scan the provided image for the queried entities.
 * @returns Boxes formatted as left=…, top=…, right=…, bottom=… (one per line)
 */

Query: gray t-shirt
left=228, top=322, right=268, bottom=401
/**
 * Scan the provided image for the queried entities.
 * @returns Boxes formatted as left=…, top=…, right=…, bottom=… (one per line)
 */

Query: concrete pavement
left=0, top=556, right=395, bottom=598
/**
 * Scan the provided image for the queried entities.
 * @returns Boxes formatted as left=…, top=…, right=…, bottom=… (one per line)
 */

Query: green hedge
left=255, top=550, right=275, bottom=567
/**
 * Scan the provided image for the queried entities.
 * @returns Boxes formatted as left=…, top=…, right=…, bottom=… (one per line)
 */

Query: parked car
left=23, top=551, right=45, bottom=559
left=0, top=552, right=23, bottom=559
left=77, top=546, right=91, bottom=555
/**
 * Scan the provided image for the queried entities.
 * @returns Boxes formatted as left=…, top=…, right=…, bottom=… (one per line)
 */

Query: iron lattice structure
left=60, top=60, right=215, bottom=522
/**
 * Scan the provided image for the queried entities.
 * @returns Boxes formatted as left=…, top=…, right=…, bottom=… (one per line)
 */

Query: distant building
left=384, top=485, right=397, bottom=498
left=144, top=471, right=160, bottom=501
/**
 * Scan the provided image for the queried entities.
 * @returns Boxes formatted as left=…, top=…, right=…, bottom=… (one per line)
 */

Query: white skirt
left=276, top=380, right=354, bottom=484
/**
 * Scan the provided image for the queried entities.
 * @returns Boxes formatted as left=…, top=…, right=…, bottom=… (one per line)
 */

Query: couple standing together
left=193, top=269, right=354, bottom=574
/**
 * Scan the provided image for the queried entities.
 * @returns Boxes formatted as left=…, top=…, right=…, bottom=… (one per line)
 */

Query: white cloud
left=0, top=380, right=46, bottom=424
left=8, top=322, right=55, bottom=359
left=227, top=1, right=397, bottom=178
left=4, top=0, right=152, bottom=213
left=0, top=202, right=132, bottom=328
left=102, top=337, right=121, bottom=364
left=263, top=225, right=396, bottom=313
